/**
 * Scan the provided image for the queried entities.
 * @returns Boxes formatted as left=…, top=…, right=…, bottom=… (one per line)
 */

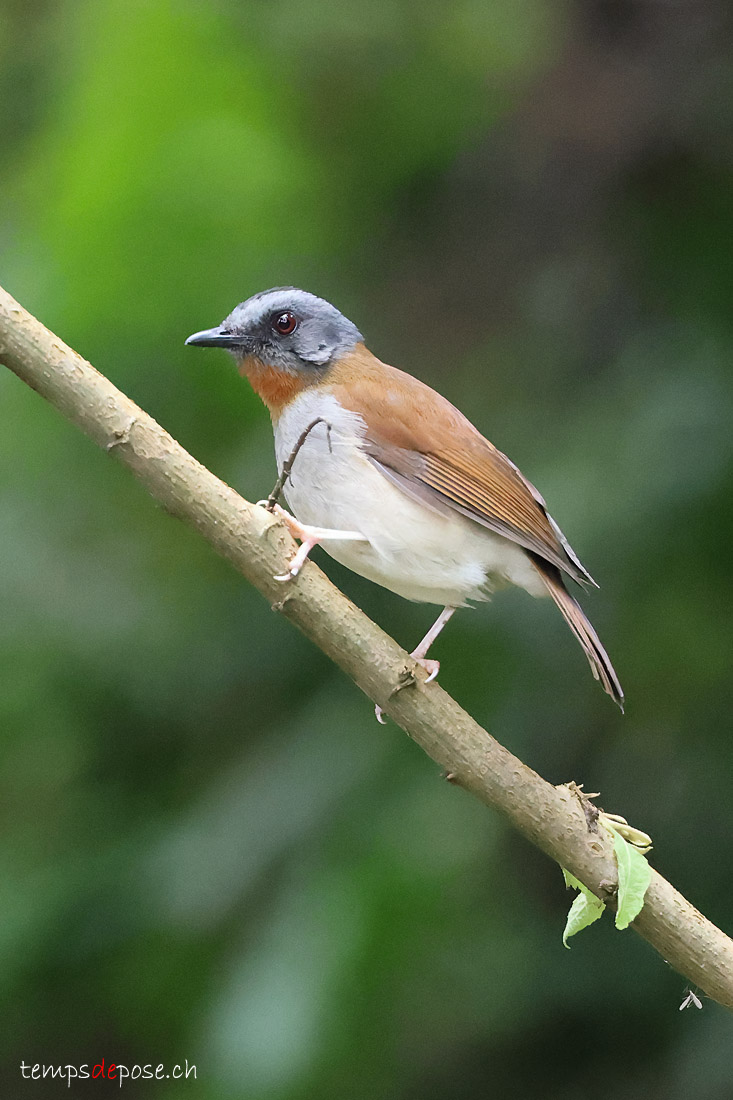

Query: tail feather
left=532, top=560, right=624, bottom=710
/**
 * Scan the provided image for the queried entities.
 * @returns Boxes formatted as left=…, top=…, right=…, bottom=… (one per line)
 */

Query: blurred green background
left=2, top=0, right=733, bottom=1095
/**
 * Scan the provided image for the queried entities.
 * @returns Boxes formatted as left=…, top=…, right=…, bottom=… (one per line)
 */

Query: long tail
left=531, top=559, right=624, bottom=710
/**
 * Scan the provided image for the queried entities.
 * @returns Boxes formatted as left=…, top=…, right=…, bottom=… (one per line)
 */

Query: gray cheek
left=264, top=341, right=301, bottom=373
left=295, top=315, right=352, bottom=366
left=291, top=328, right=331, bottom=366
left=305, top=342, right=332, bottom=366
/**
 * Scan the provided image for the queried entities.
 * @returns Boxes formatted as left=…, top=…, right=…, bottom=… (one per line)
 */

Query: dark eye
left=272, top=311, right=298, bottom=336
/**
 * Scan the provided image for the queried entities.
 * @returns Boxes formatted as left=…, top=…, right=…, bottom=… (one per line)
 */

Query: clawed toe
left=259, top=501, right=367, bottom=583
left=413, top=656, right=440, bottom=684
left=273, top=539, right=314, bottom=582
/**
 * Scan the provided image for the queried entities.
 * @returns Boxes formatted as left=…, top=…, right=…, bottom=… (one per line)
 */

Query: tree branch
left=1, top=283, right=731, bottom=1009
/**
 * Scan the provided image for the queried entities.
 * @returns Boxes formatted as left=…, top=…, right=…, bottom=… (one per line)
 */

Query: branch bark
left=1, top=283, right=732, bottom=1009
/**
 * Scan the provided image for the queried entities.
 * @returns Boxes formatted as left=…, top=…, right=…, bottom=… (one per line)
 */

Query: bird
left=186, top=287, right=623, bottom=711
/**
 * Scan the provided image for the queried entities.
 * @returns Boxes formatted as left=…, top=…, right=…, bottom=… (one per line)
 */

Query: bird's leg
left=410, top=605, right=456, bottom=682
left=257, top=501, right=368, bottom=582
left=375, top=606, right=456, bottom=723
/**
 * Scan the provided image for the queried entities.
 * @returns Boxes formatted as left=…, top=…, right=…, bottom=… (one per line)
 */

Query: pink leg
left=276, top=534, right=320, bottom=581
left=257, top=501, right=367, bottom=581
left=410, top=605, right=456, bottom=681
left=376, top=606, right=456, bottom=723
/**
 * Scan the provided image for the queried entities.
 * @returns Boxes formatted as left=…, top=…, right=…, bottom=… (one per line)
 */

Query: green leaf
left=562, top=868, right=583, bottom=891
left=561, top=868, right=605, bottom=947
left=562, top=888, right=604, bottom=948
left=613, top=831, right=652, bottom=930
left=561, top=867, right=597, bottom=900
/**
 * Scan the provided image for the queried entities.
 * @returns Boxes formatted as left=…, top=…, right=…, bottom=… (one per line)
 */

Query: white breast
left=273, top=390, right=545, bottom=605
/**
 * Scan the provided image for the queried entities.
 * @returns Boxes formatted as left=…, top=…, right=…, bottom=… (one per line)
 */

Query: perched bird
left=186, top=288, right=623, bottom=709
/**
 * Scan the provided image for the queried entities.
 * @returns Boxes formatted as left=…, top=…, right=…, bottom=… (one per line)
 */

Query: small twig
left=266, top=417, right=332, bottom=511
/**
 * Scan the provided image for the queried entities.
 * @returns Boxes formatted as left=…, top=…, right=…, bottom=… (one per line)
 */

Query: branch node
left=565, top=781, right=601, bottom=833
left=270, top=593, right=294, bottom=613
left=106, top=417, right=138, bottom=451
left=388, top=665, right=417, bottom=700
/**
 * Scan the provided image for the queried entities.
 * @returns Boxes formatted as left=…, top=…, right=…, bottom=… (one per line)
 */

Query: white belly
left=273, top=390, right=545, bottom=606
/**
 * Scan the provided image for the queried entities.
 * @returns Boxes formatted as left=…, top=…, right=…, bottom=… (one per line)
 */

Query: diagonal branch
left=1, top=283, right=732, bottom=1009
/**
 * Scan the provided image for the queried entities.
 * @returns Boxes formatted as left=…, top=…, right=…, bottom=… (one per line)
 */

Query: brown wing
left=329, top=347, right=594, bottom=587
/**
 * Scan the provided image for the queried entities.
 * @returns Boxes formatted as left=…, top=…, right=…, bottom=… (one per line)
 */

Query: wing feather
left=329, top=349, right=594, bottom=587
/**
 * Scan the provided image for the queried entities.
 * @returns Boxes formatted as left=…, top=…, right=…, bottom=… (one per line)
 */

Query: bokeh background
left=2, top=0, right=733, bottom=1095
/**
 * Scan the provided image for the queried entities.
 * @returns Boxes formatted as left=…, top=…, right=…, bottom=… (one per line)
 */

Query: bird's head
left=185, top=287, right=362, bottom=377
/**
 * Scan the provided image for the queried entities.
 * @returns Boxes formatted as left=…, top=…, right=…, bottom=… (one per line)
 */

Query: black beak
left=185, top=326, right=246, bottom=349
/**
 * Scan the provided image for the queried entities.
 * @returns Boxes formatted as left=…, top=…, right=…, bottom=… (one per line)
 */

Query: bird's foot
left=257, top=502, right=319, bottom=580
left=257, top=501, right=367, bottom=581
left=414, top=656, right=440, bottom=684
left=274, top=545, right=315, bottom=582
